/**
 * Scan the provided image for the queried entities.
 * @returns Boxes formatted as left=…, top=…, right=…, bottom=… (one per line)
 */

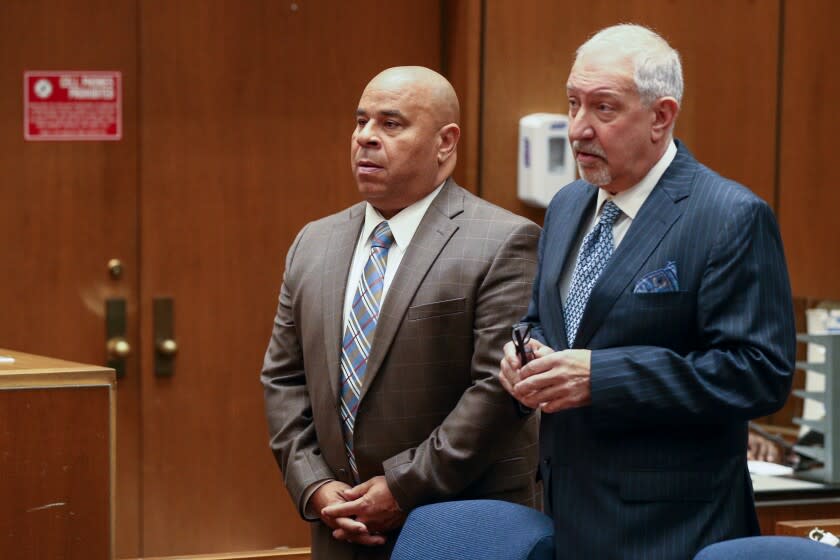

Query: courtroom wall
left=446, top=0, right=839, bottom=300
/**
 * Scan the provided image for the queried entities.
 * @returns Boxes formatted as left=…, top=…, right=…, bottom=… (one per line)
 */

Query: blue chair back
left=391, top=499, right=554, bottom=560
left=694, top=536, right=840, bottom=559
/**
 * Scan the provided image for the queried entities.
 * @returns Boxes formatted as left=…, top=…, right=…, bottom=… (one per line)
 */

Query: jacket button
left=543, top=458, right=551, bottom=466
left=338, top=468, right=348, bottom=481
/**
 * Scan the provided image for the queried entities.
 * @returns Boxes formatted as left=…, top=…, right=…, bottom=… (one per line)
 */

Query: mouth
left=572, top=143, right=606, bottom=166
left=356, top=160, right=384, bottom=174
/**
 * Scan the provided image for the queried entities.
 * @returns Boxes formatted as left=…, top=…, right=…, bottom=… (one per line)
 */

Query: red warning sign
left=24, top=71, right=122, bottom=141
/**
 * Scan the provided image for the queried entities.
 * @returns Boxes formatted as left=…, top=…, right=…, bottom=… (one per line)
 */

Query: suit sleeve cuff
left=382, top=449, right=417, bottom=511
left=300, top=478, right=334, bottom=521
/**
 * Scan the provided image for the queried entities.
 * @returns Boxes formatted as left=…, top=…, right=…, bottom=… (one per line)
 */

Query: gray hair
left=577, top=24, right=683, bottom=106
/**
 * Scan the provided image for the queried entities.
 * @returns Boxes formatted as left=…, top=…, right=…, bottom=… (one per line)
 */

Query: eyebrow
left=566, top=84, right=628, bottom=96
left=355, top=109, right=406, bottom=119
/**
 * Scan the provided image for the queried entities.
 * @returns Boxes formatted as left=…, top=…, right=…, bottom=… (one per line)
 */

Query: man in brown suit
left=261, top=66, right=539, bottom=559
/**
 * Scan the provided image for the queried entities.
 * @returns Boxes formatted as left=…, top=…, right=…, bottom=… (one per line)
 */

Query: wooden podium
left=0, top=349, right=115, bottom=560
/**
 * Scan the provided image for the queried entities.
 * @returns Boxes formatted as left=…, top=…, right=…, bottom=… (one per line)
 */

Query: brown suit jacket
left=262, top=180, right=540, bottom=560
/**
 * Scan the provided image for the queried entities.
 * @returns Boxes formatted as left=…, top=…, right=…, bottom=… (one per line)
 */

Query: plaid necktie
left=339, top=221, right=394, bottom=480
left=564, top=200, right=622, bottom=347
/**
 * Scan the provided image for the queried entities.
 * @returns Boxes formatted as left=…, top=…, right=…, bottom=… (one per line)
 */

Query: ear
left=436, top=123, right=460, bottom=164
left=650, top=97, right=679, bottom=142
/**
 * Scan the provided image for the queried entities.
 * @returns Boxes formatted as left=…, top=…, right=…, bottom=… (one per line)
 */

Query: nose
left=568, top=108, right=594, bottom=142
left=355, top=120, right=380, bottom=148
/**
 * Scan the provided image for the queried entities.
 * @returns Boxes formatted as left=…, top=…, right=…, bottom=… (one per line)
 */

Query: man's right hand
left=311, top=480, right=386, bottom=546
left=499, top=338, right=547, bottom=398
left=747, top=432, right=780, bottom=463
left=499, top=340, right=526, bottom=395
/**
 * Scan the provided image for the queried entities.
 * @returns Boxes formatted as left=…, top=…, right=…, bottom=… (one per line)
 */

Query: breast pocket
left=407, top=297, right=466, bottom=321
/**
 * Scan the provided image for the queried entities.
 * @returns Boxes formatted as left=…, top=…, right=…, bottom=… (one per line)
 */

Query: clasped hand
left=499, top=338, right=592, bottom=413
left=315, top=476, right=405, bottom=546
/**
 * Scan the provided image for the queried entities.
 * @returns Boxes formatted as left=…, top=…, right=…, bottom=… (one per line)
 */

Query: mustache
left=572, top=141, right=607, bottom=159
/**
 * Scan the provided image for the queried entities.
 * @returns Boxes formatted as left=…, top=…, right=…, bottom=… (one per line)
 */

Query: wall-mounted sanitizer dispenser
left=517, top=113, right=576, bottom=208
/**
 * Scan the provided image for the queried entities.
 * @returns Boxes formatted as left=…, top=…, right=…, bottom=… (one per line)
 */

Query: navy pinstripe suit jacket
left=526, top=141, right=796, bottom=559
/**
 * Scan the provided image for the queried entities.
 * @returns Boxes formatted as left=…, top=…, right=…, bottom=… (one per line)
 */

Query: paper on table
left=750, top=473, right=825, bottom=492
left=748, top=460, right=794, bottom=477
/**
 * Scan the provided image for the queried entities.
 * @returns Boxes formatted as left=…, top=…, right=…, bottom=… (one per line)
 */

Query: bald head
left=365, top=66, right=460, bottom=126
left=351, top=66, right=461, bottom=218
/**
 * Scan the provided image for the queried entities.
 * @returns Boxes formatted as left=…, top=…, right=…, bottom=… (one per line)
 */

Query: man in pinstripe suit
left=262, top=66, right=540, bottom=560
left=500, top=25, right=796, bottom=558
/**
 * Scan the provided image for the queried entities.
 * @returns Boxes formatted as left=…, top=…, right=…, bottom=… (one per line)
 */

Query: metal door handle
left=156, top=338, right=178, bottom=356
left=107, top=336, right=131, bottom=358
left=105, top=298, right=129, bottom=378
left=154, top=297, right=177, bottom=376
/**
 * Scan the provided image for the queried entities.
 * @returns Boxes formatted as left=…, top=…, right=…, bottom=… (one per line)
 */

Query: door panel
left=138, top=1, right=441, bottom=555
left=1, top=0, right=442, bottom=556
left=0, top=1, right=141, bottom=556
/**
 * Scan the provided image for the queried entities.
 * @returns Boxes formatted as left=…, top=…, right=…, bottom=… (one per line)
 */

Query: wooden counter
left=754, top=473, right=840, bottom=535
left=0, top=348, right=115, bottom=559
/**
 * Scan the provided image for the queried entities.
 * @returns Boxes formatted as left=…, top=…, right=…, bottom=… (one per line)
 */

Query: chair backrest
left=694, top=536, right=840, bottom=559
left=391, top=499, right=554, bottom=560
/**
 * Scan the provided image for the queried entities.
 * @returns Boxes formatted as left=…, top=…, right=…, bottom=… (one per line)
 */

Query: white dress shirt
left=342, top=182, right=445, bottom=327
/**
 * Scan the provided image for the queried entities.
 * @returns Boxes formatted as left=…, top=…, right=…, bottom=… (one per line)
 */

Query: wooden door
left=0, top=0, right=142, bottom=556
left=137, top=1, right=441, bottom=555
left=1, top=0, right=443, bottom=556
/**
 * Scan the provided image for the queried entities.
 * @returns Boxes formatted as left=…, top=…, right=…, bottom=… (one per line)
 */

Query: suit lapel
left=573, top=144, right=695, bottom=348
left=544, top=185, right=598, bottom=349
left=323, top=203, right=365, bottom=403
left=357, top=180, right=462, bottom=404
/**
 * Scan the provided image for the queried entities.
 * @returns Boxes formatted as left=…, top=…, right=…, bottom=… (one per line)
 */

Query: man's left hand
left=514, top=349, right=592, bottom=413
left=321, top=475, right=406, bottom=539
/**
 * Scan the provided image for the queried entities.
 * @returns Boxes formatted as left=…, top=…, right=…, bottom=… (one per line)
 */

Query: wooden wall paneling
left=481, top=0, right=780, bottom=223
left=778, top=0, right=840, bottom=299
left=139, top=1, right=441, bottom=555
left=442, top=0, right=483, bottom=193
left=0, top=1, right=141, bottom=556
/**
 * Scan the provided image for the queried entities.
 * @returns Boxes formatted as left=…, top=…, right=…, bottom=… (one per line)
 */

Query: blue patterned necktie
left=564, top=200, right=622, bottom=347
left=339, top=221, right=394, bottom=481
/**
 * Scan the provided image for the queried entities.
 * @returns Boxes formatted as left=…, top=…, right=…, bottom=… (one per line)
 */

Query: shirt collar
left=596, top=140, right=677, bottom=219
left=361, top=182, right=446, bottom=250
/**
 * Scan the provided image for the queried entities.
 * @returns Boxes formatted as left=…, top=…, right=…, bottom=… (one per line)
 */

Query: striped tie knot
left=371, top=221, right=394, bottom=250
